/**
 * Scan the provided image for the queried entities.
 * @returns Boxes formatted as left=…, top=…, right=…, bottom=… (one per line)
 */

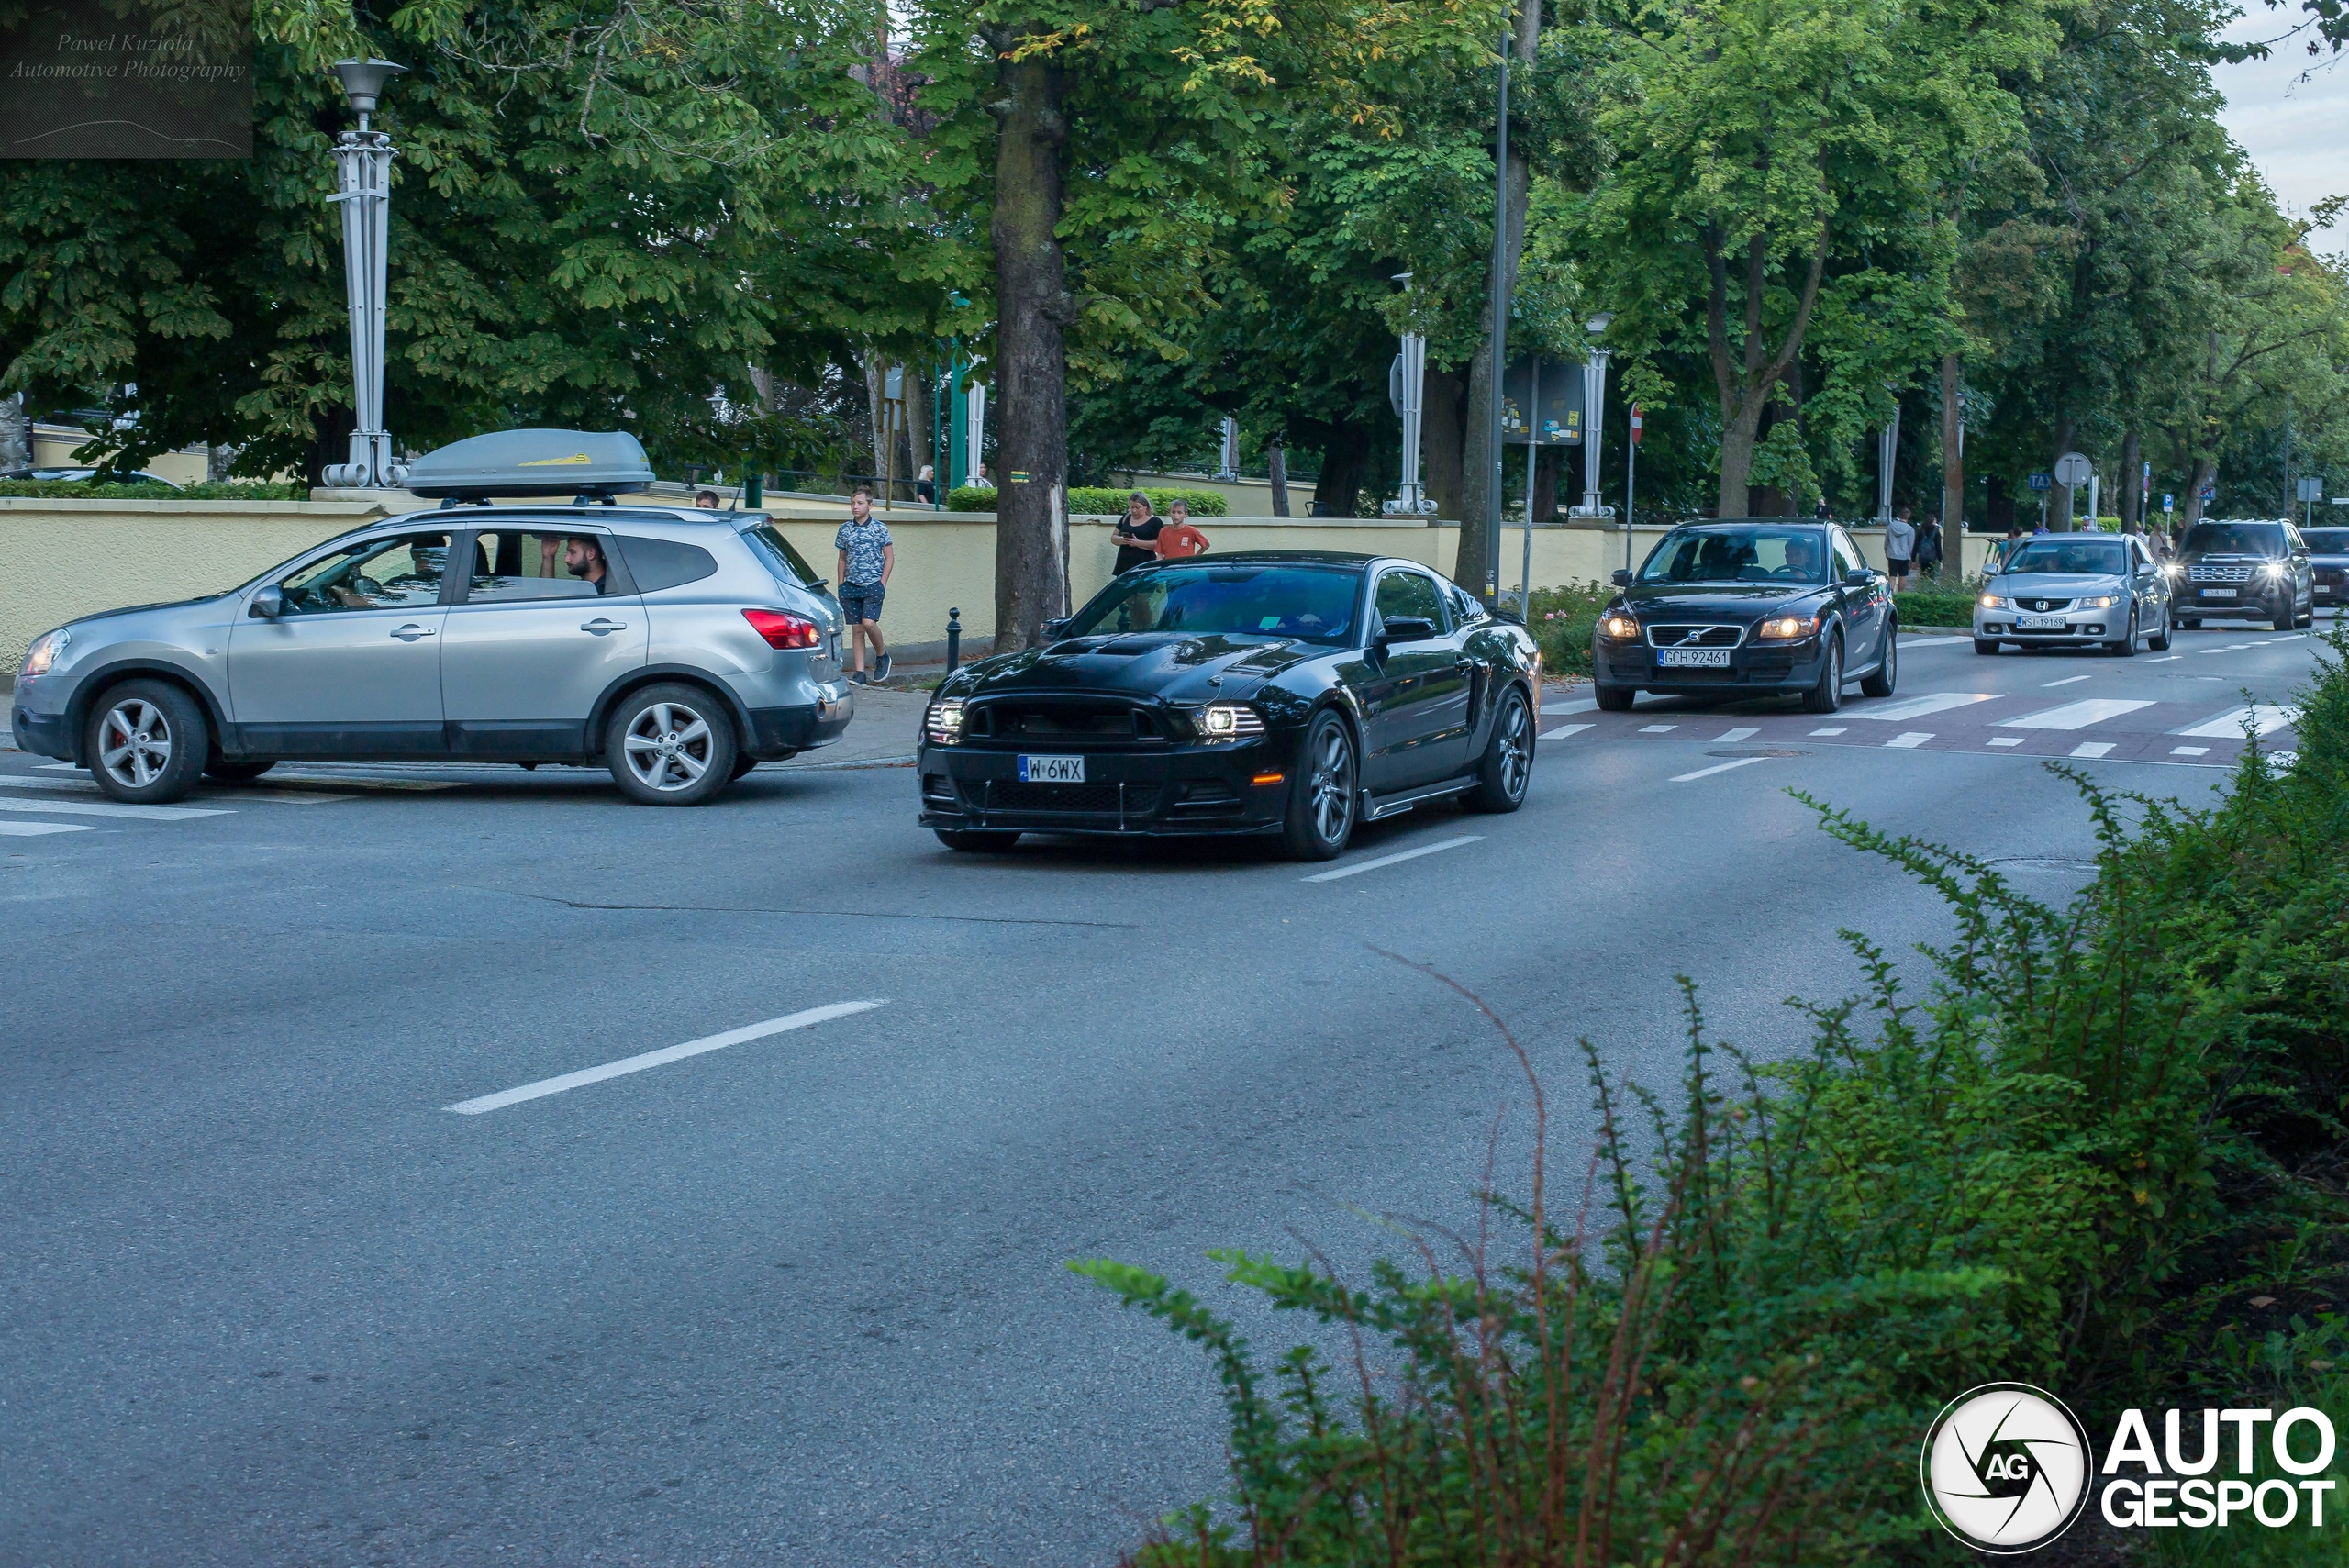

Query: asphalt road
left=0, top=618, right=2331, bottom=1567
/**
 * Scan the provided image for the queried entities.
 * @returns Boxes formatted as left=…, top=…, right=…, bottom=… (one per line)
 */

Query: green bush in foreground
left=945, top=484, right=1230, bottom=517
left=1891, top=587, right=1978, bottom=628
left=1523, top=582, right=1614, bottom=679
left=1079, top=631, right=2349, bottom=1565
left=0, top=479, right=306, bottom=500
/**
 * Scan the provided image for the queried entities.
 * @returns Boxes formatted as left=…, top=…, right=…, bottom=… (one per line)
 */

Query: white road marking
left=1545, top=695, right=1599, bottom=714
left=2199, top=649, right=2232, bottom=655
left=1847, top=692, right=1998, bottom=722
left=2172, top=746, right=2210, bottom=757
left=445, top=999, right=887, bottom=1115
left=0, top=774, right=349, bottom=806
left=1809, top=727, right=1847, bottom=736
left=1714, top=727, right=1760, bottom=743
left=2148, top=655, right=2182, bottom=662
left=2071, top=742, right=2115, bottom=759
left=1638, top=724, right=1677, bottom=734
left=2042, top=674, right=2092, bottom=687
left=1998, top=698, right=2155, bottom=731
left=1886, top=732, right=1934, bottom=750
left=1541, top=722, right=1592, bottom=740
left=1899, top=635, right=1973, bottom=648
left=0, top=820, right=95, bottom=837
left=0, top=797, right=229, bottom=821
left=2176, top=705, right=2299, bottom=740
left=1305, top=835, right=1484, bottom=884
left=1988, top=737, right=2024, bottom=747
left=1670, top=756, right=1773, bottom=783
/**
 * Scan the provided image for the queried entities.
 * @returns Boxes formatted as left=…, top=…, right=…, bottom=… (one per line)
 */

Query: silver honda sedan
left=1973, top=531, right=2172, bottom=655
left=10, top=506, right=853, bottom=806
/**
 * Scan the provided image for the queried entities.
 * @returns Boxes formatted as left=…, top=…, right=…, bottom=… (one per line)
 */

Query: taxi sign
left=404, top=428, right=654, bottom=501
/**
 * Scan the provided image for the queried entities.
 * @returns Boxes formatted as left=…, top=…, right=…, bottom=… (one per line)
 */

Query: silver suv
left=9, top=431, right=853, bottom=806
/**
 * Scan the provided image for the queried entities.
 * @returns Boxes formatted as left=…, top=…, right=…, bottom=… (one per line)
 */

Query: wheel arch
left=585, top=664, right=755, bottom=751
left=64, top=660, right=227, bottom=764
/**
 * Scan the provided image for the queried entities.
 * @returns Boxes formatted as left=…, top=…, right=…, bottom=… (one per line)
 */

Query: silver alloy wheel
left=1308, top=722, right=1354, bottom=844
left=97, top=696, right=172, bottom=790
left=1496, top=695, right=1531, bottom=797
left=622, top=701, right=714, bottom=793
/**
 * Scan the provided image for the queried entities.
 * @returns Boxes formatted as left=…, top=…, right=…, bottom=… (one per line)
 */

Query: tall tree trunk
left=2049, top=417, right=2077, bottom=532
left=2181, top=456, right=2215, bottom=529
left=2118, top=427, right=2141, bottom=533
left=1267, top=431, right=1290, bottom=516
left=863, top=353, right=889, bottom=491
left=904, top=366, right=932, bottom=497
left=1709, top=225, right=1831, bottom=515
left=1313, top=418, right=1370, bottom=517
left=1715, top=398, right=1767, bottom=517
left=1940, top=354, right=1965, bottom=581
left=1423, top=368, right=1467, bottom=521
left=989, top=43, right=1073, bottom=651
left=1453, top=2, right=1540, bottom=595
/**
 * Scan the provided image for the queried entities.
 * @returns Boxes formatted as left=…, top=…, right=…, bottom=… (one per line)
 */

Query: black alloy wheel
left=1860, top=625, right=1898, bottom=698
left=1467, top=686, right=1532, bottom=813
left=1800, top=632, right=1844, bottom=715
left=1283, top=709, right=1358, bottom=861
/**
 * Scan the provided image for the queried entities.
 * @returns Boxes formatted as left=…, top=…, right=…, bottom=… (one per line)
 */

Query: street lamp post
left=1572, top=314, right=1612, bottom=518
left=322, top=59, right=406, bottom=490
left=1384, top=272, right=1437, bottom=518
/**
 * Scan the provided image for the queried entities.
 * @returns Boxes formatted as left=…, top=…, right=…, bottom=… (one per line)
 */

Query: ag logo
left=1920, top=1383, right=2094, bottom=1553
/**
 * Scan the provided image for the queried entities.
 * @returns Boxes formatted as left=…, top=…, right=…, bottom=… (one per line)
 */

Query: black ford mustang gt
left=1592, top=519, right=1898, bottom=713
left=917, top=551, right=1542, bottom=859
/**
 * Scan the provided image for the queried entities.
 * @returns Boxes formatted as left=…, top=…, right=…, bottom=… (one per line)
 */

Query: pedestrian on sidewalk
left=1113, top=491, right=1163, bottom=573
left=1915, top=510, right=1943, bottom=578
left=1886, top=506, right=1917, bottom=591
left=1154, top=498, right=1210, bottom=561
left=834, top=485, right=895, bottom=684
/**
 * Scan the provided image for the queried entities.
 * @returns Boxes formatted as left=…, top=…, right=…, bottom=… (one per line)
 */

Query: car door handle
left=390, top=624, right=436, bottom=641
left=581, top=618, right=629, bottom=635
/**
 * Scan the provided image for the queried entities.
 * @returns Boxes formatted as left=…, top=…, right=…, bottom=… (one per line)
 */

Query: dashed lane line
left=2043, top=674, right=2092, bottom=688
left=0, top=796, right=231, bottom=822
left=1715, top=727, right=1760, bottom=743
left=1671, top=756, right=1773, bottom=783
left=1809, top=727, right=1847, bottom=736
left=1304, top=835, right=1484, bottom=884
left=1639, top=724, right=1677, bottom=734
left=1886, top=732, right=1933, bottom=750
left=1541, top=722, right=1592, bottom=740
left=2172, top=746, right=2210, bottom=757
left=1989, top=737, right=2024, bottom=748
left=444, top=999, right=888, bottom=1115
left=0, top=820, right=95, bottom=838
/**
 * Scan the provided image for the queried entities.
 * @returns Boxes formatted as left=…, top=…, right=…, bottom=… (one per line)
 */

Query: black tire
left=2110, top=606, right=2138, bottom=656
left=2147, top=607, right=2172, bottom=651
left=203, top=757, right=276, bottom=784
left=1974, top=638, right=2000, bottom=656
left=604, top=682, right=739, bottom=806
left=1593, top=682, right=1635, bottom=712
left=1860, top=624, right=1898, bottom=697
left=730, top=753, right=760, bottom=780
left=936, top=829, right=1020, bottom=852
left=1800, top=633, right=1844, bottom=715
left=2178, top=617, right=2199, bottom=629
left=1466, top=685, right=1533, bottom=814
left=1282, top=709, right=1358, bottom=861
left=85, top=679, right=208, bottom=805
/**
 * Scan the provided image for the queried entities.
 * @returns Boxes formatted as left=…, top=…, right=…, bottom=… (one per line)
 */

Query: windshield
left=2181, top=523, right=2286, bottom=558
left=1640, top=527, right=1828, bottom=585
left=1999, top=538, right=2130, bottom=576
left=1064, top=563, right=1361, bottom=644
left=740, top=521, right=819, bottom=586
left=2303, top=528, right=2349, bottom=554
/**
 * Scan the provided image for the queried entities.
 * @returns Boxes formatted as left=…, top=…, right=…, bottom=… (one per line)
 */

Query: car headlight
left=2161, top=562, right=2182, bottom=578
left=1978, top=595, right=2010, bottom=609
left=18, top=628, right=68, bottom=680
left=1198, top=702, right=1264, bottom=740
left=1753, top=612, right=1818, bottom=640
left=1598, top=613, right=1640, bottom=639
left=2081, top=595, right=2118, bottom=609
left=925, top=697, right=966, bottom=744
left=2264, top=562, right=2288, bottom=578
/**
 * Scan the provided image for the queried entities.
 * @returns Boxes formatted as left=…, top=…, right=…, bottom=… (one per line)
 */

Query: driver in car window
left=1783, top=534, right=1822, bottom=582
left=564, top=537, right=610, bottom=594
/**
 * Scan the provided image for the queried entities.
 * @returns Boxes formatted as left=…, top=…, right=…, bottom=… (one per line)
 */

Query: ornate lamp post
left=1384, top=273, right=1437, bottom=517
left=322, top=59, right=407, bottom=488
left=1572, top=313, right=1612, bottom=518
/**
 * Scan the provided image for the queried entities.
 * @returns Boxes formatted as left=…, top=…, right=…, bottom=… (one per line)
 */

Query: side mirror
left=1040, top=617, right=1072, bottom=641
left=1844, top=568, right=1873, bottom=586
left=249, top=584, right=284, bottom=618
left=1378, top=616, right=1440, bottom=647
left=1611, top=569, right=1632, bottom=587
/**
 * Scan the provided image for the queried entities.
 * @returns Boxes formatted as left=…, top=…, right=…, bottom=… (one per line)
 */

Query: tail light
left=743, top=608, right=820, bottom=650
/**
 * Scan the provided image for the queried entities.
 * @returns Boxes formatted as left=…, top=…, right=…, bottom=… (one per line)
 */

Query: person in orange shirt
left=1153, top=498, right=1210, bottom=560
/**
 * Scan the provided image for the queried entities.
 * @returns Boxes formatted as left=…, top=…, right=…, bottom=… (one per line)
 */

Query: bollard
left=945, top=608, right=962, bottom=674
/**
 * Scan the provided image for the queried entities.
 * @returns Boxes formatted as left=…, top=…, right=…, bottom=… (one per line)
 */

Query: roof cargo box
left=404, top=429, right=654, bottom=501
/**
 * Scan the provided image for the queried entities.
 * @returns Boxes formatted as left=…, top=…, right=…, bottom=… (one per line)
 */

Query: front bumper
left=1974, top=604, right=2121, bottom=641
left=2172, top=581, right=2288, bottom=618
left=9, top=701, right=71, bottom=760
left=918, top=736, right=1293, bottom=836
left=1596, top=637, right=1831, bottom=695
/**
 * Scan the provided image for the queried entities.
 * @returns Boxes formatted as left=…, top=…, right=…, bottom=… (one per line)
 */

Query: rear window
left=740, top=523, right=819, bottom=587
left=2180, top=523, right=2286, bottom=558
left=612, top=536, right=718, bottom=593
left=2303, top=528, right=2349, bottom=553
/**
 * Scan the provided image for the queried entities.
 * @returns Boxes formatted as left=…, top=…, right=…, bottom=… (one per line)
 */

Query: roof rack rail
left=403, top=429, right=655, bottom=502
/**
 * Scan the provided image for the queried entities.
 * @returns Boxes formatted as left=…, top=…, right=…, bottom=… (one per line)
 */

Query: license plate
left=2316, top=585, right=2332, bottom=595
left=1658, top=649, right=1731, bottom=668
left=1018, top=754, right=1085, bottom=783
left=2201, top=587, right=2237, bottom=598
left=2017, top=616, right=2067, bottom=630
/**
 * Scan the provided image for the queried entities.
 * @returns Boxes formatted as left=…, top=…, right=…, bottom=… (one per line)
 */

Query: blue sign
left=2026, top=473, right=2052, bottom=491
left=2161, top=493, right=2174, bottom=510
left=2202, top=486, right=2216, bottom=502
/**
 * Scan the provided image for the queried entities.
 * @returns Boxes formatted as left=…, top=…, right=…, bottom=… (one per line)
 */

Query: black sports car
left=916, top=552, right=1542, bottom=859
left=1592, top=519, right=1898, bottom=713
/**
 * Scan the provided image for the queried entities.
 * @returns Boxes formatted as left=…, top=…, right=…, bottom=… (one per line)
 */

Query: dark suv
left=2172, top=519, right=2313, bottom=631
left=2308, top=526, right=2349, bottom=615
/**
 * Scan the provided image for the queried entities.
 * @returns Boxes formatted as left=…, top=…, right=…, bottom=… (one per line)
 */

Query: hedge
left=0, top=480, right=306, bottom=500
left=1084, top=629, right=2349, bottom=1565
left=944, top=484, right=1229, bottom=517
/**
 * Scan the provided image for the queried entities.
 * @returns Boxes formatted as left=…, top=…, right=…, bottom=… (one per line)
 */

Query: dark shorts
left=841, top=582, right=885, bottom=624
left=1887, top=557, right=1912, bottom=574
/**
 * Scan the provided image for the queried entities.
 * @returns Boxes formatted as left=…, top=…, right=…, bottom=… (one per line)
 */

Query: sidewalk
left=774, top=683, right=923, bottom=771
